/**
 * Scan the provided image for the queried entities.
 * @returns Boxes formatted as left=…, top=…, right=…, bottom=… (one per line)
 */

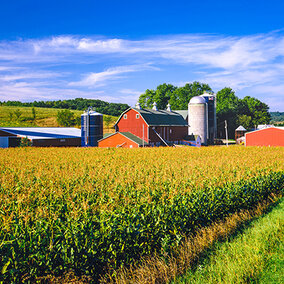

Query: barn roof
left=98, top=132, right=146, bottom=146
left=134, top=108, right=187, bottom=126
left=116, top=107, right=187, bottom=126
left=173, top=110, right=188, bottom=120
left=0, top=127, right=81, bottom=140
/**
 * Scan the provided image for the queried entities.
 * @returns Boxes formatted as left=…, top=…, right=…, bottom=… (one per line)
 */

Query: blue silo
left=81, top=107, right=103, bottom=147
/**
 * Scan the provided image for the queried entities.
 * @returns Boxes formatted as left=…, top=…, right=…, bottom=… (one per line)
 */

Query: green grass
left=173, top=198, right=284, bottom=284
left=0, top=106, right=117, bottom=130
left=259, top=240, right=283, bottom=284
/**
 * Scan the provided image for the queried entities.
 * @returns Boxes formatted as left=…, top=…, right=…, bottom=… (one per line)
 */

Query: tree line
left=138, top=82, right=271, bottom=138
left=0, top=98, right=130, bottom=117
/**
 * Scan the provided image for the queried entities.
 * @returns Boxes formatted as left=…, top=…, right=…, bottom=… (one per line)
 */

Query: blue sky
left=0, top=0, right=284, bottom=111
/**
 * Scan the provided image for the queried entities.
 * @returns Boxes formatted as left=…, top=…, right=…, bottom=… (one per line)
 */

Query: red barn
left=114, top=106, right=188, bottom=146
left=245, top=127, right=284, bottom=146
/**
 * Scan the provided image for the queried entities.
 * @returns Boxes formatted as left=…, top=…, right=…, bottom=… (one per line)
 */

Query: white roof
left=0, top=127, right=81, bottom=140
left=257, top=124, right=274, bottom=130
left=235, top=125, right=246, bottom=131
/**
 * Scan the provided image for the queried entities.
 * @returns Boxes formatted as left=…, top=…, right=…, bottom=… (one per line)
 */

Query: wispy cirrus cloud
left=69, top=64, right=159, bottom=87
left=0, top=31, right=283, bottom=110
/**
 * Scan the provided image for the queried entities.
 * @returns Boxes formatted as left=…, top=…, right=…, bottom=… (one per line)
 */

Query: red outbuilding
left=114, top=105, right=188, bottom=147
left=245, top=127, right=284, bottom=146
left=98, top=132, right=146, bottom=148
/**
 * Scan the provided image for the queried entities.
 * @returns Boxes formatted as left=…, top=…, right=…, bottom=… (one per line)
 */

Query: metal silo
left=81, top=107, right=103, bottom=147
left=188, top=96, right=208, bottom=145
left=200, top=92, right=216, bottom=144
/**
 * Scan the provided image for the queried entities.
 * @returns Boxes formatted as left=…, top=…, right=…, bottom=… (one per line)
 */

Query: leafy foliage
left=0, top=147, right=283, bottom=282
left=139, top=82, right=212, bottom=109
left=19, top=137, right=32, bottom=147
left=56, top=109, right=79, bottom=127
left=216, top=89, right=271, bottom=138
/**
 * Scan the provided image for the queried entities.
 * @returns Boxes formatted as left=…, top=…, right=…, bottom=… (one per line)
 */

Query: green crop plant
left=0, top=146, right=283, bottom=282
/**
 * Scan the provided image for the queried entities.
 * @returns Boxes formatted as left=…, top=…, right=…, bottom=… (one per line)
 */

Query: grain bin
left=81, top=107, right=103, bottom=147
left=200, top=93, right=216, bottom=144
left=188, top=96, right=208, bottom=145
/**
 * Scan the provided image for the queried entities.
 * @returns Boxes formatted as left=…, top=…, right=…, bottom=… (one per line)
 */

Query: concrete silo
left=200, top=93, right=216, bottom=144
left=188, top=96, right=208, bottom=145
left=81, top=107, right=103, bottom=147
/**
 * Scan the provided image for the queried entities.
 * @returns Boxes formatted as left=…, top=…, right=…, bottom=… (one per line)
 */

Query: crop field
left=0, top=146, right=283, bottom=282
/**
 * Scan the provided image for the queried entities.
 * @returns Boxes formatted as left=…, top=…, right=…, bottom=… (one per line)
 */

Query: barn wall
left=149, top=126, right=188, bottom=144
left=116, top=109, right=148, bottom=143
left=246, top=128, right=284, bottom=146
left=98, top=133, right=139, bottom=148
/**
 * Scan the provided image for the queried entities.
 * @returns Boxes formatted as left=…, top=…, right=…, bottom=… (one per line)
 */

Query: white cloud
left=69, top=64, right=157, bottom=87
left=119, top=89, right=142, bottom=96
left=0, top=31, right=284, bottom=110
left=0, top=71, right=64, bottom=82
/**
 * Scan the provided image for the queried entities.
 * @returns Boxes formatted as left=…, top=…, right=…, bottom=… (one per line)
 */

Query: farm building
left=113, top=103, right=188, bottom=147
left=98, top=132, right=146, bottom=148
left=235, top=125, right=247, bottom=140
left=0, top=127, right=81, bottom=148
left=245, top=127, right=284, bottom=146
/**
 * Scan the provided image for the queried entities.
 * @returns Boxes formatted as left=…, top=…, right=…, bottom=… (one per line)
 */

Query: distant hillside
left=0, top=98, right=130, bottom=117
left=270, top=112, right=284, bottom=124
left=0, top=106, right=117, bottom=133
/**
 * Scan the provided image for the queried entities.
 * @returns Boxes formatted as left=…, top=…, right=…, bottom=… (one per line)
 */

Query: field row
left=0, top=146, right=283, bottom=281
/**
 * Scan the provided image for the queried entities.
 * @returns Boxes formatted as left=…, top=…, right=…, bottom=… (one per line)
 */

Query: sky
left=0, top=0, right=284, bottom=111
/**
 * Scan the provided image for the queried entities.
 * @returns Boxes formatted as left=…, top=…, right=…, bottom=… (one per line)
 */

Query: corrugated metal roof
left=133, top=108, right=187, bottom=126
left=0, top=127, right=81, bottom=140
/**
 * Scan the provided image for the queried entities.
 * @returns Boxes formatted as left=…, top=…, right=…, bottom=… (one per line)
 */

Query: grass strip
left=100, top=194, right=282, bottom=283
left=174, top=197, right=284, bottom=284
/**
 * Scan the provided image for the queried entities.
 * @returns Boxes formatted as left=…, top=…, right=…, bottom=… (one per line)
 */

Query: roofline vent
left=152, top=102, right=158, bottom=111
left=135, top=102, right=142, bottom=109
left=167, top=103, right=172, bottom=112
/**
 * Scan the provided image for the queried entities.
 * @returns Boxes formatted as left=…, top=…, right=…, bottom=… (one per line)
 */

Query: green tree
left=57, top=109, right=76, bottom=127
left=169, top=82, right=212, bottom=109
left=237, top=96, right=270, bottom=128
left=139, top=82, right=212, bottom=110
left=216, top=88, right=239, bottom=138
left=14, top=109, right=22, bottom=121
left=20, top=137, right=32, bottom=147
left=237, top=114, right=252, bottom=130
left=31, top=107, right=36, bottom=121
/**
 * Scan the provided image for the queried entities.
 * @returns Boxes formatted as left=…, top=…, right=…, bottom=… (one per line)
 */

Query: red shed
left=114, top=107, right=188, bottom=146
left=245, top=127, right=284, bottom=146
left=98, top=132, right=146, bottom=148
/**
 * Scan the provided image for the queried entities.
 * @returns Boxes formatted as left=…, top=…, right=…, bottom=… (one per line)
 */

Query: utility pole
left=225, top=120, right=228, bottom=147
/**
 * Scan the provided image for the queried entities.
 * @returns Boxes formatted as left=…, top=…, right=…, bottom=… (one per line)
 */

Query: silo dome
left=189, top=96, right=206, bottom=104
left=81, top=108, right=103, bottom=147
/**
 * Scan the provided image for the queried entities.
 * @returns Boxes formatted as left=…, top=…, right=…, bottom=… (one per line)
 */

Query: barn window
left=60, top=139, right=66, bottom=142
left=170, top=129, right=172, bottom=134
left=124, top=114, right=127, bottom=119
left=136, top=114, right=139, bottom=119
